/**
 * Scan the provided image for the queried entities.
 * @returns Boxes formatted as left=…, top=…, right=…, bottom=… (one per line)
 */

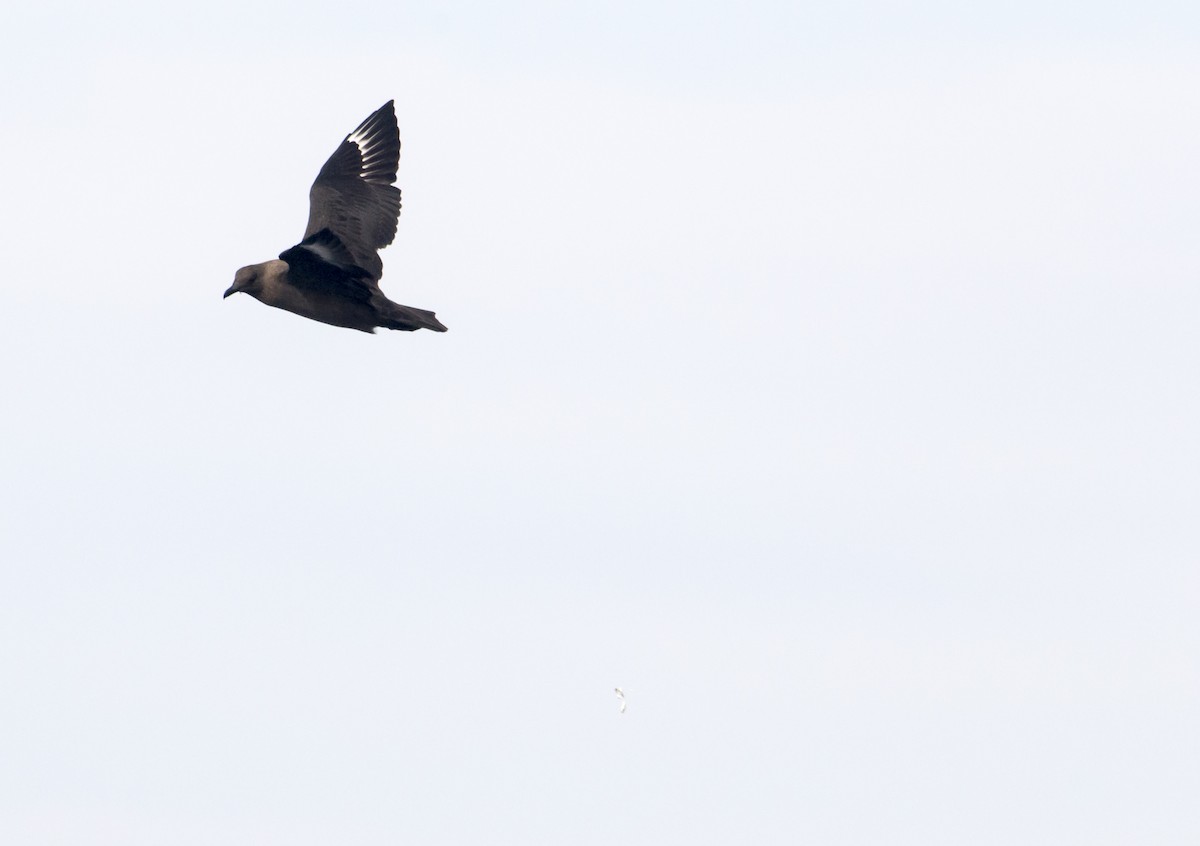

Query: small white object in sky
left=614, top=687, right=626, bottom=714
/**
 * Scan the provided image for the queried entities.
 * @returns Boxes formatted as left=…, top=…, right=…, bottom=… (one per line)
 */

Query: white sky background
left=2, top=1, right=1199, bottom=843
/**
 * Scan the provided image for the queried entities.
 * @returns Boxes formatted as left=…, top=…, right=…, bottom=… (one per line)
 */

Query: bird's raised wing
left=303, top=101, right=402, bottom=281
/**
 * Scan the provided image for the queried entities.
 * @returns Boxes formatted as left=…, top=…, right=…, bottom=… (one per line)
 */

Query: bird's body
left=225, top=101, right=446, bottom=333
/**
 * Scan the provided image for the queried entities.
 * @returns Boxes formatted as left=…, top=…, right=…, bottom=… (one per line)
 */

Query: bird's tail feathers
left=379, top=300, right=448, bottom=332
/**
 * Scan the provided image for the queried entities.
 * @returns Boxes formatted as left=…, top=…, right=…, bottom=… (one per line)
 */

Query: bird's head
left=224, top=265, right=263, bottom=299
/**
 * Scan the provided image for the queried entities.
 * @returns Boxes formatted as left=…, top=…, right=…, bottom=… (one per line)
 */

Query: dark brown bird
left=224, top=101, right=447, bottom=333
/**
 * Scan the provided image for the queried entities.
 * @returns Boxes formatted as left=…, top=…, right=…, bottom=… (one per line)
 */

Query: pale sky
left=2, top=2, right=1199, bottom=844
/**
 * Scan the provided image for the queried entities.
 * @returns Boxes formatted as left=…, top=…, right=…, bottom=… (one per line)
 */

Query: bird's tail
left=372, top=295, right=448, bottom=331
left=379, top=300, right=448, bottom=332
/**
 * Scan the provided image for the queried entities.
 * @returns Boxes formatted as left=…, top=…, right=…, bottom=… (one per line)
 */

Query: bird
left=224, top=100, right=447, bottom=334
left=614, top=687, right=627, bottom=714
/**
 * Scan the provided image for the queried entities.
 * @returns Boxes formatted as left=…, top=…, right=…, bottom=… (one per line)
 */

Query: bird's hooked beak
left=222, top=284, right=237, bottom=299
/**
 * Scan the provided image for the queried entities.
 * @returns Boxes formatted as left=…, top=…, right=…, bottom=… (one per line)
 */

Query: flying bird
left=224, top=100, right=447, bottom=333
left=614, top=687, right=626, bottom=714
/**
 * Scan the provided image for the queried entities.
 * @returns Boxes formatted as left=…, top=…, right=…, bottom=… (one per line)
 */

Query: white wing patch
left=614, top=687, right=626, bottom=714
left=300, top=241, right=339, bottom=265
left=346, top=126, right=371, bottom=149
left=346, top=128, right=375, bottom=174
